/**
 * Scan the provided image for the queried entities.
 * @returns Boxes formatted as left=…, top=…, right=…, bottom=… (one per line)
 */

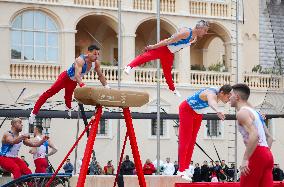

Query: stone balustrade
left=190, top=70, right=231, bottom=86
left=10, top=63, right=62, bottom=81
left=243, top=73, right=283, bottom=90
left=6, top=0, right=233, bottom=16
left=9, top=64, right=284, bottom=90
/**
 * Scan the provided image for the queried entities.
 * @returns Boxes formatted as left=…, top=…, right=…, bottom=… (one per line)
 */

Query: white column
left=61, top=29, right=76, bottom=69
left=202, top=48, right=209, bottom=68
left=178, top=47, right=191, bottom=85
left=0, top=25, right=11, bottom=79
left=121, top=33, right=136, bottom=83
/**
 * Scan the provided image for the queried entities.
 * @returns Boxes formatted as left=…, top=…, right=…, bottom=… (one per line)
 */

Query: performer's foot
left=173, top=89, right=181, bottom=97
left=124, top=66, right=132, bottom=75
left=177, top=171, right=192, bottom=182
left=29, top=113, right=36, bottom=124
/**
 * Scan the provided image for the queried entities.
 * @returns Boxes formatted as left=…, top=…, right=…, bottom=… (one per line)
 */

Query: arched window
left=11, top=10, right=59, bottom=63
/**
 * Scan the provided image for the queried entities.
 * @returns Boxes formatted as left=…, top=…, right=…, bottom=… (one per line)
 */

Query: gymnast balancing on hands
left=29, top=44, right=110, bottom=124
left=124, top=20, right=209, bottom=97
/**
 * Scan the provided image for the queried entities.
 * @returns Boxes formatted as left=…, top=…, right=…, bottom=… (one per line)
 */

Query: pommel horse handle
left=75, top=87, right=149, bottom=187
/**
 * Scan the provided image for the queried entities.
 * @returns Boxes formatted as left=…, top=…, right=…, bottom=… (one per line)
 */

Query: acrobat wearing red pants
left=230, top=84, right=274, bottom=187
left=124, top=20, right=209, bottom=97
left=0, top=118, right=48, bottom=179
left=29, top=125, right=57, bottom=173
left=29, top=44, right=110, bottom=124
left=177, top=85, right=231, bottom=181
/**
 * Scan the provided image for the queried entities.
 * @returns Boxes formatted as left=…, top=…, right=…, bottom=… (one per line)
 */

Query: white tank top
left=5, top=141, right=22, bottom=158
left=33, top=136, right=47, bottom=160
left=238, top=106, right=268, bottom=147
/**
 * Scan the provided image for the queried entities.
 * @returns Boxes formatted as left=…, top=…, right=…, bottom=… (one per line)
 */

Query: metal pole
left=74, top=108, right=80, bottom=174
left=117, top=0, right=122, bottom=169
left=156, top=0, right=161, bottom=175
left=234, top=0, right=239, bottom=182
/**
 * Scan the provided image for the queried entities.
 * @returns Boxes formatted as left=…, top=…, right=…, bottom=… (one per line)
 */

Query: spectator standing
left=143, top=159, right=155, bottom=175
left=162, top=157, right=175, bottom=175
left=120, top=155, right=135, bottom=175
left=104, top=160, right=114, bottom=175
left=63, top=158, right=74, bottom=174
left=200, top=161, right=210, bottom=182
left=193, top=163, right=201, bottom=182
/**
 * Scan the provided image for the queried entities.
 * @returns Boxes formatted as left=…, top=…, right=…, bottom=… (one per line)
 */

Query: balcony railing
left=189, top=0, right=230, bottom=17
left=74, top=0, right=95, bottom=6
left=243, top=73, right=283, bottom=90
left=160, top=0, right=175, bottom=13
left=9, top=64, right=284, bottom=91
left=83, top=66, right=119, bottom=83
left=98, top=0, right=117, bottom=8
left=10, top=63, right=61, bottom=81
left=190, top=70, right=231, bottom=86
left=133, top=0, right=153, bottom=11
left=134, top=68, right=179, bottom=85
left=5, top=0, right=232, bottom=17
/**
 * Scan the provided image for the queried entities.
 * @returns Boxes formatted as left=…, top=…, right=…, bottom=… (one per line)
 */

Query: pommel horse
left=46, top=87, right=149, bottom=187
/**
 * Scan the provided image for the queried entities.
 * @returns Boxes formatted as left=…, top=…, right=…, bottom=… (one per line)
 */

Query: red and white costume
left=239, top=106, right=274, bottom=187
left=127, top=28, right=193, bottom=91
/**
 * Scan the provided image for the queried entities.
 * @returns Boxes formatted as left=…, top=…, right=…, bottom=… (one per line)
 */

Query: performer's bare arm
left=74, top=57, right=85, bottom=85
left=4, top=133, right=29, bottom=145
left=263, top=124, right=273, bottom=148
left=47, top=139, right=58, bottom=157
left=237, top=109, right=259, bottom=176
left=145, top=28, right=191, bottom=50
left=206, top=92, right=225, bottom=120
left=24, top=136, right=49, bottom=147
left=95, top=60, right=108, bottom=86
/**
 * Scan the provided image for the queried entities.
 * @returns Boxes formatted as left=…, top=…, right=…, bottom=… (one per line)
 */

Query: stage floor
left=175, top=182, right=284, bottom=187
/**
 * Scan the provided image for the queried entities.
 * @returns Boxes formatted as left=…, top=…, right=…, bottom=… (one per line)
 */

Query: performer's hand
left=79, top=82, right=86, bottom=87
left=240, top=159, right=250, bottom=176
left=217, top=111, right=225, bottom=120
left=144, top=45, right=155, bottom=51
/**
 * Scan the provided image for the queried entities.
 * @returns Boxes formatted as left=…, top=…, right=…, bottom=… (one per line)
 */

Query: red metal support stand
left=52, top=105, right=146, bottom=187
left=46, top=112, right=97, bottom=187
left=77, top=106, right=103, bottom=187
left=123, top=107, right=146, bottom=187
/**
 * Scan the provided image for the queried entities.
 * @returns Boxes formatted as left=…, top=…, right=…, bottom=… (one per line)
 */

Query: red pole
left=77, top=106, right=103, bottom=187
left=46, top=113, right=96, bottom=187
left=113, top=133, right=128, bottom=187
left=123, top=107, right=146, bottom=187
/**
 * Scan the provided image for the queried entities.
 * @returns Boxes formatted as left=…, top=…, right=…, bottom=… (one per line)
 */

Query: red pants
left=34, top=158, right=48, bottom=173
left=127, top=46, right=175, bottom=91
left=240, top=146, right=274, bottom=187
left=0, top=156, right=32, bottom=179
left=178, top=101, right=202, bottom=172
left=32, top=71, right=77, bottom=114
